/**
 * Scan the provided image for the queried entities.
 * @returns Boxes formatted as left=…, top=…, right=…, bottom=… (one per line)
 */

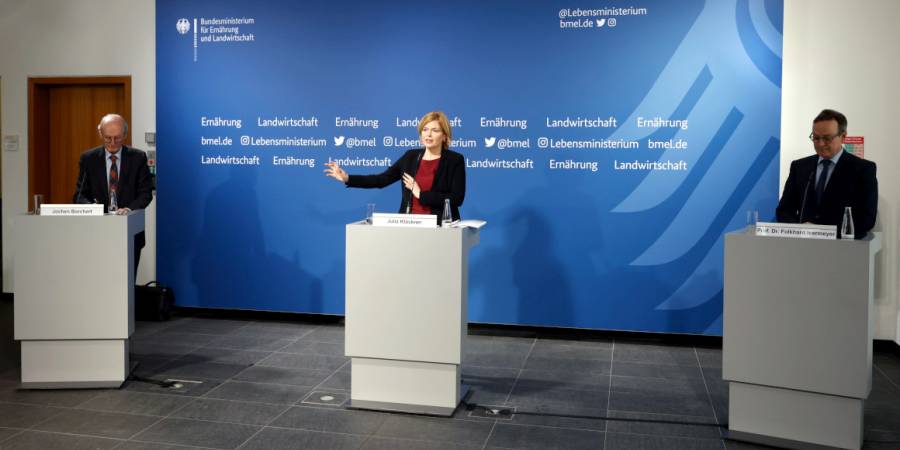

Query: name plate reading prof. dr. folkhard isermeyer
left=39, top=204, right=104, bottom=216
left=753, top=222, right=837, bottom=240
left=371, top=213, right=437, bottom=228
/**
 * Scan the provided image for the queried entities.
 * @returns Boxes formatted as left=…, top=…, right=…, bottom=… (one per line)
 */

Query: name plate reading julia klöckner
left=371, top=213, right=437, bottom=228
left=753, top=222, right=837, bottom=240
left=40, top=204, right=104, bottom=216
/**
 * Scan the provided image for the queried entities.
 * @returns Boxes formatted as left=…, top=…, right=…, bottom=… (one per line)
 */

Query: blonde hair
left=417, top=111, right=452, bottom=150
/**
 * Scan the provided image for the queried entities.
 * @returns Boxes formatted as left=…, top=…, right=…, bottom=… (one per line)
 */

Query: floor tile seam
left=501, top=338, right=536, bottom=405
left=220, top=377, right=333, bottom=392
left=873, top=364, right=900, bottom=392
left=57, top=404, right=188, bottom=419
left=264, top=349, right=347, bottom=357
left=269, top=336, right=306, bottom=353
left=609, top=369, right=704, bottom=380
left=134, top=414, right=266, bottom=432
left=66, top=388, right=111, bottom=410
left=605, top=388, right=715, bottom=401
left=266, top=348, right=347, bottom=355
left=611, top=358, right=702, bottom=368
left=693, top=347, right=723, bottom=429
left=19, top=403, right=71, bottom=431
left=606, top=406, right=718, bottom=422
left=86, top=388, right=203, bottom=403
left=254, top=422, right=382, bottom=438
left=604, top=429, right=725, bottom=441
left=6, top=428, right=127, bottom=443
left=126, top=436, right=224, bottom=450
left=134, top=330, right=227, bottom=339
left=309, top=359, right=351, bottom=393
left=0, top=428, right=26, bottom=445
left=196, top=343, right=298, bottom=352
left=480, top=420, right=498, bottom=450
left=30, top=412, right=165, bottom=442
left=491, top=418, right=607, bottom=434
left=520, top=355, right=614, bottom=363
left=170, top=395, right=310, bottom=410
left=489, top=420, right=607, bottom=435
left=259, top=422, right=411, bottom=440
left=240, top=322, right=322, bottom=331
left=202, top=390, right=313, bottom=407
left=604, top=339, right=615, bottom=445
left=604, top=408, right=720, bottom=424
left=122, top=394, right=202, bottom=442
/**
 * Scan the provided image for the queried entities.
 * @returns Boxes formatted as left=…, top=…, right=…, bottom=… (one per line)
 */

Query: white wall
left=2, top=0, right=898, bottom=344
left=0, top=0, right=156, bottom=290
left=782, top=0, right=900, bottom=344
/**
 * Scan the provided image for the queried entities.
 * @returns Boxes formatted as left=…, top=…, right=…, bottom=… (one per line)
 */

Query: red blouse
left=411, top=157, right=440, bottom=214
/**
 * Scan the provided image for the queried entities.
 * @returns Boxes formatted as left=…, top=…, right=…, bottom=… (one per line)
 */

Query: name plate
left=371, top=213, right=437, bottom=228
left=40, top=204, right=104, bottom=216
left=754, top=222, right=837, bottom=240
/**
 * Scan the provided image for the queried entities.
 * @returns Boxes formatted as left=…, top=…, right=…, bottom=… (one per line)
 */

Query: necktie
left=815, top=159, right=831, bottom=204
left=109, top=155, right=119, bottom=198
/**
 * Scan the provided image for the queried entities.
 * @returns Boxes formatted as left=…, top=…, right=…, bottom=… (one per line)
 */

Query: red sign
left=844, top=136, right=864, bottom=158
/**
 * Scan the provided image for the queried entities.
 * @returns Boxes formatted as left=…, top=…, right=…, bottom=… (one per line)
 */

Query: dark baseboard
left=874, top=339, right=900, bottom=357
left=468, top=322, right=724, bottom=348
left=173, top=306, right=344, bottom=325
left=1, top=292, right=12, bottom=302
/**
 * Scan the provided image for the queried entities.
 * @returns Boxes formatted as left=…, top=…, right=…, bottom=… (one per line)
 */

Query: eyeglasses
left=809, top=133, right=842, bottom=144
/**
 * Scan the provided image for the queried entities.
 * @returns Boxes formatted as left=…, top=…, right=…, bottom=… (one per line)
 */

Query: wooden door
left=29, top=77, right=131, bottom=205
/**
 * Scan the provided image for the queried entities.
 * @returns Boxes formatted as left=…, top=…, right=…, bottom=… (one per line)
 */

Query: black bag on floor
left=135, top=281, right=175, bottom=321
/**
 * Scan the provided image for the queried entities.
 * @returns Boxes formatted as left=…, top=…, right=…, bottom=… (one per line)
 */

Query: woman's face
left=420, top=120, right=445, bottom=151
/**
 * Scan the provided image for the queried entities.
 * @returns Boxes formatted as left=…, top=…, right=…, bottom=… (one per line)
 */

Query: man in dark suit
left=776, top=109, right=877, bottom=239
left=74, top=113, right=154, bottom=272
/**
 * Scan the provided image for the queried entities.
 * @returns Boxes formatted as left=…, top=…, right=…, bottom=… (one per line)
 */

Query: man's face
left=811, top=119, right=844, bottom=160
left=99, top=121, right=126, bottom=154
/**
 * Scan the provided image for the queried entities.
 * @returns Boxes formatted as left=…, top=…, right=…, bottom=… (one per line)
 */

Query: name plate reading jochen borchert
left=371, top=213, right=437, bottom=228
left=39, top=204, right=105, bottom=216
left=753, top=222, right=837, bottom=240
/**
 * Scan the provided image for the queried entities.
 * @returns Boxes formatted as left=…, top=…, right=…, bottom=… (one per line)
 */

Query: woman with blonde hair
left=324, top=111, right=465, bottom=222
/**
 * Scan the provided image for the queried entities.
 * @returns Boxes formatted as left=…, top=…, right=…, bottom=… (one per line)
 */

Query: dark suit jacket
left=347, top=148, right=466, bottom=221
left=775, top=151, right=877, bottom=238
left=74, top=145, right=153, bottom=211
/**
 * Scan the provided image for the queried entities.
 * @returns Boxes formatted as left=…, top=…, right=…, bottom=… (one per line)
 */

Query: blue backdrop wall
left=156, top=0, right=783, bottom=335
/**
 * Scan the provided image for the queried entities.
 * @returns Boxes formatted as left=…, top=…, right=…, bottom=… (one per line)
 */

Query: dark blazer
left=775, top=151, right=877, bottom=238
left=347, top=148, right=466, bottom=221
left=74, top=145, right=153, bottom=211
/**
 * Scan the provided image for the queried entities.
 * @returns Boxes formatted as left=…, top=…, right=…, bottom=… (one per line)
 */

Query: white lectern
left=14, top=211, right=145, bottom=388
left=724, top=229, right=881, bottom=450
left=345, top=222, right=480, bottom=416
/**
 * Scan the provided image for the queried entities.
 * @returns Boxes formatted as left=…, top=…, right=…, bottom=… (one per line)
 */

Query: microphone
left=75, top=166, right=90, bottom=204
left=404, top=151, right=424, bottom=214
left=797, top=169, right=815, bottom=224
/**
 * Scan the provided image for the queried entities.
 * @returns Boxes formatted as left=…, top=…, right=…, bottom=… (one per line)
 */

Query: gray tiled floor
left=0, top=311, right=899, bottom=449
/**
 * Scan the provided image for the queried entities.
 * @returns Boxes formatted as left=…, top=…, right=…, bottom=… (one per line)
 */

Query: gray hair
left=97, top=114, right=129, bottom=136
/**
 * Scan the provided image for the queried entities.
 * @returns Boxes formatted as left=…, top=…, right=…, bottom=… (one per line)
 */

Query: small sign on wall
left=844, top=136, right=864, bottom=158
left=3, top=135, right=19, bottom=152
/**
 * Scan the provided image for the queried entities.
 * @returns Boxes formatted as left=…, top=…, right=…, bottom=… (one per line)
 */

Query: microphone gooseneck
left=797, top=169, right=815, bottom=224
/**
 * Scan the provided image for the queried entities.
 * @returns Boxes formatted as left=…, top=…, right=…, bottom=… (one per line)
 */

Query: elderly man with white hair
left=74, top=113, right=153, bottom=273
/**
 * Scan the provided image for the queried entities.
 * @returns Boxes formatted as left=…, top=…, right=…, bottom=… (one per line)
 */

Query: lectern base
left=349, top=357, right=467, bottom=416
left=728, top=382, right=863, bottom=450
left=20, top=339, right=131, bottom=389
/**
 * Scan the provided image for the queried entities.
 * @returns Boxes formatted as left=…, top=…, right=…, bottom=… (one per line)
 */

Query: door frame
left=28, top=76, right=131, bottom=205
